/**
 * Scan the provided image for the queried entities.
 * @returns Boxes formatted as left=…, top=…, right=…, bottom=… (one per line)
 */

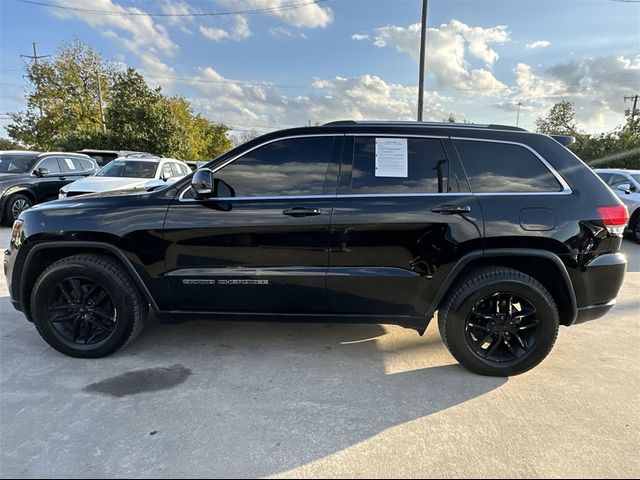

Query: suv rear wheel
left=30, top=254, right=147, bottom=358
left=438, top=267, right=559, bottom=376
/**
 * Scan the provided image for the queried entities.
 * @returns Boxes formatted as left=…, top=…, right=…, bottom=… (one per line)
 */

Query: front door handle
left=58, top=176, right=67, bottom=181
left=283, top=207, right=322, bottom=217
left=431, top=205, right=471, bottom=215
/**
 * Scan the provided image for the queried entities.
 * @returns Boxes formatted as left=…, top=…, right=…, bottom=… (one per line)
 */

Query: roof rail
left=322, top=120, right=527, bottom=132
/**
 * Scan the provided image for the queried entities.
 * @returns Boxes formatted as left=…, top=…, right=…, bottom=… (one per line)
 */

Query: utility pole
left=516, top=102, right=522, bottom=127
left=96, top=72, right=106, bottom=133
left=416, top=0, right=428, bottom=121
left=624, top=95, right=639, bottom=119
left=20, top=42, right=50, bottom=117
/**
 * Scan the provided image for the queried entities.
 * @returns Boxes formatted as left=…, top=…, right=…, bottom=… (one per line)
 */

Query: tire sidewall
left=4, top=194, right=32, bottom=224
left=31, top=261, right=136, bottom=358
left=445, top=278, right=559, bottom=376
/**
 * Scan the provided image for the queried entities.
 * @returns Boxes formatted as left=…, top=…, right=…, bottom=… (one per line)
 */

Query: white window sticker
left=375, top=138, right=408, bottom=177
left=64, top=158, right=77, bottom=170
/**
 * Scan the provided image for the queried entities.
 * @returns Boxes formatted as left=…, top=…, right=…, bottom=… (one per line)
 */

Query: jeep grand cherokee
left=3, top=121, right=628, bottom=376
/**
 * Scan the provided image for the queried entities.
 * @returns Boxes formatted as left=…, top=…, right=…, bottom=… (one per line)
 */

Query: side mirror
left=616, top=183, right=632, bottom=194
left=34, top=167, right=50, bottom=177
left=191, top=169, right=235, bottom=200
left=192, top=169, right=214, bottom=200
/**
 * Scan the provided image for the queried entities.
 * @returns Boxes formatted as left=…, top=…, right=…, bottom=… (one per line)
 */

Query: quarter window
left=454, top=140, right=562, bottom=193
left=216, top=137, right=335, bottom=196
left=350, top=137, right=450, bottom=194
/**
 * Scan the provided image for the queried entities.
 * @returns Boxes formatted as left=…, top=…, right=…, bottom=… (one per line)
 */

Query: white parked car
left=593, top=168, right=640, bottom=243
left=59, top=157, right=191, bottom=198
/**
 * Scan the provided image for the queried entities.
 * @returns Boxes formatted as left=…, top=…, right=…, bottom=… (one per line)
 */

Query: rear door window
left=349, top=137, right=450, bottom=194
left=58, top=157, right=80, bottom=173
left=454, top=140, right=562, bottom=193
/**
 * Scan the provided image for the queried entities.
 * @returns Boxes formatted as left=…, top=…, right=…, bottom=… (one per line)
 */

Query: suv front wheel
left=438, top=267, right=559, bottom=376
left=30, top=254, right=147, bottom=358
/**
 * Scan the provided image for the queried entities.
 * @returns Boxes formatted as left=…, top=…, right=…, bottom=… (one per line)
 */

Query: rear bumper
left=574, top=300, right=616, bottom=324
left=569, top=252, right=626, bottom=325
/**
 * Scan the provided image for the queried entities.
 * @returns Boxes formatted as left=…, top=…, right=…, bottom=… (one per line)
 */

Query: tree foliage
left=7, top=39, right=111, bottom=150
left=0, top=138, right=25, bottom=150
left=7, top=39, right=232, bottom=160
left=535, top=102, right=640, bottom=168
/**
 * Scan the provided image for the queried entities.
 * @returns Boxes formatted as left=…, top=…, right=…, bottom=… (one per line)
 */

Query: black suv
left=0, top=151, right=98, bottom=225
left=3, top=122, right=628, bottom=376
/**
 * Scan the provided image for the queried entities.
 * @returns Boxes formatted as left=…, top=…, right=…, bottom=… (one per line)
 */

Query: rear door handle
left=431, top=205, right=471, bottom=215
left=283, top=207, right=322, bottom=217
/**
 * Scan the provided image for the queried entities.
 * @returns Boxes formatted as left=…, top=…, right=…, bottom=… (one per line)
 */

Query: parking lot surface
left=0, top=226, right=638, bottom=478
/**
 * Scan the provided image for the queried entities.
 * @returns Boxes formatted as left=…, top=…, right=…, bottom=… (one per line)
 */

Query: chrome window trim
left=178, top=192, right=468, bottom=202
left=178, top=133, right=573, bottom=202
left=451, top=137, right=572, bottom=195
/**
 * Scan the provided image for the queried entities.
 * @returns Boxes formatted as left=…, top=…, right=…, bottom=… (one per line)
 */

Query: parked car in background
left=593, top=168, right=640, bottom=243
left=59, top=156, right=190, bottom=198
left=0, top=150, right=97, bottom=225
left=76, top=149, right=159, bottom=167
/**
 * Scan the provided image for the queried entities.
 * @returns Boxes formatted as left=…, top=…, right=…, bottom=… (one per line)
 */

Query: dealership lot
left=0, top=226, right=638, bottom=478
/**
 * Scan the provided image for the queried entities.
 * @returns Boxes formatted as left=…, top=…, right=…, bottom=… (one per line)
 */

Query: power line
left=16, top=0, right=331, bottom=17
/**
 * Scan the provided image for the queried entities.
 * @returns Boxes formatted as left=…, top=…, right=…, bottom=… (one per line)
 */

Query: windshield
left=0, top=154, right=39, bottom=173
left=96, top=160, right=158, bottom=178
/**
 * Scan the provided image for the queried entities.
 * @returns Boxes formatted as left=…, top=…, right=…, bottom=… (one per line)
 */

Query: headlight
left=11, top=219, right=24, bottom=248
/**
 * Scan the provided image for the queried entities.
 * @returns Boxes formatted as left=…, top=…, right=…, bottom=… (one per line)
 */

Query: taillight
left=597, top=205, right=629, bottom=235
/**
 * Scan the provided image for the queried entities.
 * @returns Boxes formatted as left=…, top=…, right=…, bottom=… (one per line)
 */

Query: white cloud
left=200, top=16, right=251, bottom=42
left=160, top=1, right=200, bottom=35
left=525, top=40, right=550, bottom=50
left=269, top=27, right=308, bottom=40
left=216, top=0, right=333, bottom=28
left=49, top=0, right=178, bottom=57
left=510, top=55, right=640, bottom=130
left=365, top=20, right=509, bottom=94
left=351, top=33, right=370, bottom=41
left=186, top=68, right=457, bottom=134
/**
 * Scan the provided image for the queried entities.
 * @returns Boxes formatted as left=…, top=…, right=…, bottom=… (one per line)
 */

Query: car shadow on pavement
left=120, top=317, right=506, bottom=477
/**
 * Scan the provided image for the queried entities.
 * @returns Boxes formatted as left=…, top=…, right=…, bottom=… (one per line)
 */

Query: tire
left=30, top=254, right=147, bottom=358
left=2, top=194, right=32, bottom=226
left=438, top=267, right=559, bottom=376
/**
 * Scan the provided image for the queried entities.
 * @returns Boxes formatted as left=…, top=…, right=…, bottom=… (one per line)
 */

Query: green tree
left=536, top=101, right=640, bottom=168
left=167, top=97, right=232, bottom=160
left=105, top=69, right=185, bottom=156
left=7, top=39, right=112, bottom=149
left=535, top=101, right=581, bottom=137
left=0, top=138, right=25, bottom=150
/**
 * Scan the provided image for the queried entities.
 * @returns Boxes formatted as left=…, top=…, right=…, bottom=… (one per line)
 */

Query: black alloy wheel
left=31, top=254, right=147, bottom=358
left=47, top=276, right=117, bottom=345
left=438, top=267, right=559, bottom=376
left=465, top=292, right=539, bottom=363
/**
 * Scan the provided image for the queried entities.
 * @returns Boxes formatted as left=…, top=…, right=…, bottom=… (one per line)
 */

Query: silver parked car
left=594, top=168, right=640, bottom=243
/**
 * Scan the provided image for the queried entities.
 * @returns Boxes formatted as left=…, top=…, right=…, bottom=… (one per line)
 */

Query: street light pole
left=516, top=102, right=522, bottom=127
left=417, top=0, right=428, bottom=121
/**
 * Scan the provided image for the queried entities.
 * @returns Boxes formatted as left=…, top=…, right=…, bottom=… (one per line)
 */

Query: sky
left=0, top=0, right=639, bottom=139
